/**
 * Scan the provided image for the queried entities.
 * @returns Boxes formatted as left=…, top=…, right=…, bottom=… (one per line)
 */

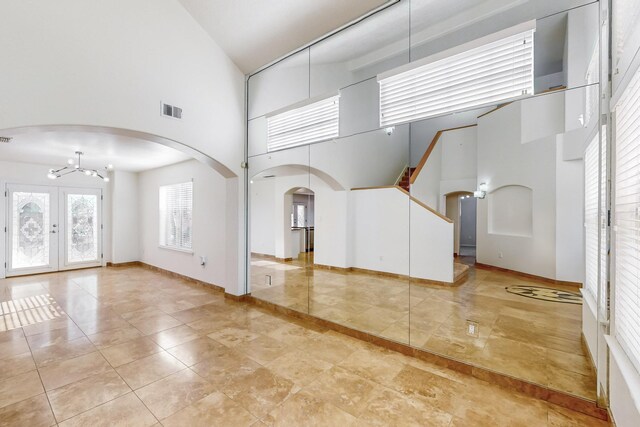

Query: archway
left=0, top=125, right=242, bottom=295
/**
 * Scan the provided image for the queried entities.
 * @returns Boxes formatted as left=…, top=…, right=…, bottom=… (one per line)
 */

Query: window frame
left=266, top=93, right=340, bottom=152
left=158, top=180, right=194, bottom=253
left=378, top=21, right=535, bottom=127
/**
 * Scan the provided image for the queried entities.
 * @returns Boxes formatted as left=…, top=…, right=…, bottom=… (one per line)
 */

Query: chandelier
left=47, top=151, right=112, bottom=182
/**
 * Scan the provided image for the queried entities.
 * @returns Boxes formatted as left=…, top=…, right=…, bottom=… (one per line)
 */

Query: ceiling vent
left=161, top=102, right=183, bottom=120
left=0, top=136, right=12, bottom=143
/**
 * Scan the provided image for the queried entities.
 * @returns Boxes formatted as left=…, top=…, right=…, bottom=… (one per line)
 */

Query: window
left=378, top=22, right=535, bottom=127
left=613, top=0, right=640, bottom=69
left=584, top=42, right=599, bottom=127
left=584, top=133, right=599, bottom=300
left=291, top=204, right=306, bottom=227
left=159, top=181, right=193, bottom=251
left=267, top=94, right=339, bottom=152
left=599, top=126, right=608, bottom=318
left=614, top=65, right=640, bottom=372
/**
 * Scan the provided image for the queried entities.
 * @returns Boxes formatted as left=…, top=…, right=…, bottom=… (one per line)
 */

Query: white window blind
left=378, top=22, right=535, bottom=127
left=267, top=95, right=339, bottom=152
left=600, top=125, right=608, bottom=318
left=614, top=64, right=640, bottom=373
left=585, top=133, right=599, bottom=300
left=159, top=181, right=193, bottom=251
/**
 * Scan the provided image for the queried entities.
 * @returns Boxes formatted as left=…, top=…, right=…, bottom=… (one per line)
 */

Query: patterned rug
left=505, top=285, right=582, bottom=304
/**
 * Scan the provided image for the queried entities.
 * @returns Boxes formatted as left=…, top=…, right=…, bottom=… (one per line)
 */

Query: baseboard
left=224, top=293, right=252, bottom=302
left=474, top=262, right=583, bottom=288
left=312, top=263, right=461, bottom=286
left=247, top=296, right=609, bottom=421
left=106, top=261, right=142, bottom=268
left=251, top=253, right=293, bottom=263
left=109, top=261, right=225, bottom=294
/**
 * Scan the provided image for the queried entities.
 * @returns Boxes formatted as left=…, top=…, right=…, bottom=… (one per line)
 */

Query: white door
left=5, top=184, right=102, bottom=277
left=6, top=184, right=59, bottom=276
left=59, top=187, right=102, bottom=270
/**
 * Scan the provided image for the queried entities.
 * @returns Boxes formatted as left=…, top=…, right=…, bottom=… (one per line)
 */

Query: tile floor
left=0, top=266, right=607, bottom=426
left=251, top=255, right=597, bottom=401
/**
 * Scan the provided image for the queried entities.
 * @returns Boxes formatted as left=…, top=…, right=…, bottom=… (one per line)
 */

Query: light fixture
left=47, top=151, right=111, bottom=182
left=474, top=182, right=488, bottom=199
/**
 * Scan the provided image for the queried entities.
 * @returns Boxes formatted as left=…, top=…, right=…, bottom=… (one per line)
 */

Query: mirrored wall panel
left=249, top=145, right=312, bottom=313
left=308, top=126, right=411, bottom=344
left=408, top=85, right=598, bottom=401
left=246, top=0, right=603, bottom=404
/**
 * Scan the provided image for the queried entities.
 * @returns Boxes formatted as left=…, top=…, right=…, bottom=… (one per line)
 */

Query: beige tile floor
left=251, top=255, right=597, bottom=401
left=0, top=266, right=606, bottom=426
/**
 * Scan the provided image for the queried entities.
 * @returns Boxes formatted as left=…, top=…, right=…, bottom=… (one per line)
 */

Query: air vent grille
left=161, top=102, right=183, bottom=119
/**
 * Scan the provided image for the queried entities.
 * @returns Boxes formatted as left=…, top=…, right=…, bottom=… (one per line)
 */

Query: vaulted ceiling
left=177, top=0, right=389, bottom=73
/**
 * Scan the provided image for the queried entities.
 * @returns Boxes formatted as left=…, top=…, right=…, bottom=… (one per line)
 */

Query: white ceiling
left=0, top=131, right=191, bottom=172
left=177, top=0, right=389, bottom=73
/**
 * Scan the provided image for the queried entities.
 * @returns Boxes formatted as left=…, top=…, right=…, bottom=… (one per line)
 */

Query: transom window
left=378, top=22, right=535, bottom=127
left=267, top=94, right=340, bottom=152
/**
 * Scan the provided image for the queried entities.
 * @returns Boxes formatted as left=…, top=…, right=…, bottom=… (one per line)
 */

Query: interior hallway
left=251, top=256, right=596, bottom=401
left=0, top=266, right=606, bottom=426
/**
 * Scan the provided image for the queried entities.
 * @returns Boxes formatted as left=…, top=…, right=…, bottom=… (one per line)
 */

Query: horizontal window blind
left=600, top=125, right=609, bottom=319
left=378, top=26, right=534, bottom=127
left=267, top=95, right=339, bottom=152
left=614, top=64, right=640, bottom=373
left=159, top=181, right=193, bottom=251
left=585, top=133, right=599, bottom=300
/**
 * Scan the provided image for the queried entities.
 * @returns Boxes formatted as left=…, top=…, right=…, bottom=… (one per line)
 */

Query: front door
left=5, top=184, right=102, bottom=277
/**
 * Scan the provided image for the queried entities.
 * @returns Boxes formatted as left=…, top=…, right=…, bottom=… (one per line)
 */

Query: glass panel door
left=6, top=184, right=59, bottom=276
left=59, top=188, right=102, bottom=269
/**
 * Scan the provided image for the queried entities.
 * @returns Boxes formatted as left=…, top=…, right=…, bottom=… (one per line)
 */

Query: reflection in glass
left=408, top=85, right=597, bottom=400
left=246, top=0, right=602, bottom=404
left=249, top=147, right=311, bottom=313
left=12, top=192, right=50, bottom=269
left=67, top=194, right=98, bottom=263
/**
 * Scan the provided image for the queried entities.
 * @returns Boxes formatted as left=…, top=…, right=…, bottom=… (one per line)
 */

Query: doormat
left=505, top=285, right=582, bottom=304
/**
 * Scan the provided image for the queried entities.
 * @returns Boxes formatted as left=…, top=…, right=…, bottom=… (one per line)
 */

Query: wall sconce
left=474, top=182, right=488, bottom=199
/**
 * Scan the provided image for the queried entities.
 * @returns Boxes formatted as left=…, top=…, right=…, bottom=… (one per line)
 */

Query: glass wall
left=246, top=0, right=603, bottom=403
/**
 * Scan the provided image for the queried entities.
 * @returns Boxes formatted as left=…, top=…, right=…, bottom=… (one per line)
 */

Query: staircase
left=397, top=167, right=416, bottom=192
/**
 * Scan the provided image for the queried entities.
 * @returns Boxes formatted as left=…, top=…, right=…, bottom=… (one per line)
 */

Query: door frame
left=5, top=184, right=60, bottom=277
left=2, top=182, right=104, bottom=278
left=58, top=186, right=103, bottom=271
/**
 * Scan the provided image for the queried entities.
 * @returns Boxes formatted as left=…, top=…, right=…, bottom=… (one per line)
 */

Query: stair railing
left=394, top=164, right=409, bottom=186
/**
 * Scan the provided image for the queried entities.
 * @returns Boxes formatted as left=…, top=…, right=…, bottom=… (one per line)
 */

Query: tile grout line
left=46, top=272, right=162, bottom=425
left=21, top=325, right=58, bottom=425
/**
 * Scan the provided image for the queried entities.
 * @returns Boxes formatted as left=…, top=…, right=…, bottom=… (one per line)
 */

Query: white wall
left=0, top=0, right=246, bottom=295
left=409, top=198, right=455, bottom=283
left=556, top=141, right=585, bottom=283
left=0, top=0, right=244, bottom=177
left=411, top=126, right=477, bottom=212
left=138, top=160, right=227, bottom=287
left=111, top=171, right=140, bottom=264
left=351, top=188, right=410, bottom=276
left=0, top=160, right=111, bottom=279
left=250, top=179, right=276, bottom=256
left=476, top=102, right=558, bottom=279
